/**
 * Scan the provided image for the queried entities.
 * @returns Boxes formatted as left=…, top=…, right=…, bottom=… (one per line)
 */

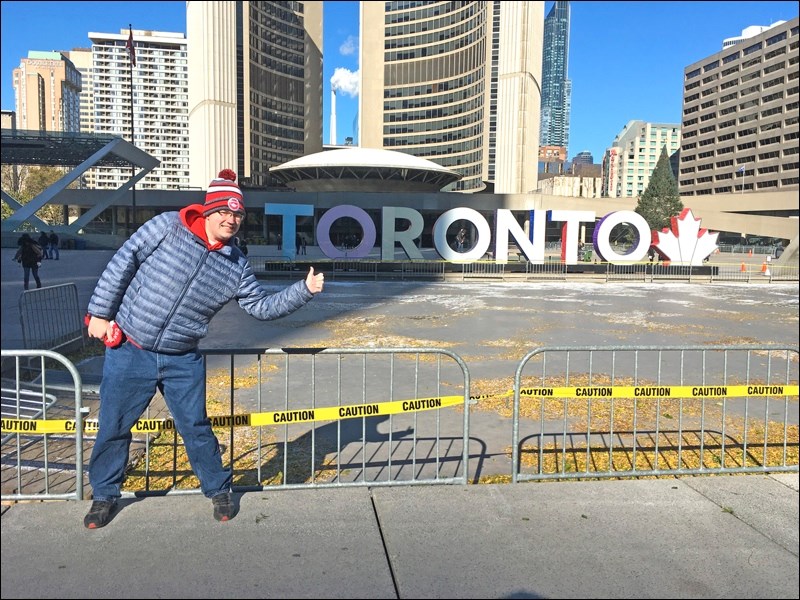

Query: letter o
left=433, top=208, right=491, bottom=261
left=594, top=211, right=650, bottom=263
left=317, top=205, right=376, bottom=259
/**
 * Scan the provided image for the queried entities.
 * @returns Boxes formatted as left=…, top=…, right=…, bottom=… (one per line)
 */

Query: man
left=48, top=230, right=60, bottom=260
left=455, top=228, right=466, bottom=251
left=83, top=169, right=324, bottom=529
left=37, top=231, right=50, bottom=259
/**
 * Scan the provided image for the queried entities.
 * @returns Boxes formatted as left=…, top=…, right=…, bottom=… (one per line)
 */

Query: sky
left=1, top=1, right=797, bottom=162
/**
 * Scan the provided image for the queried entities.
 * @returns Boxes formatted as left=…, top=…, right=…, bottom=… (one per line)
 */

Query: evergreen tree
left=635, top=146, right=683, bottom=232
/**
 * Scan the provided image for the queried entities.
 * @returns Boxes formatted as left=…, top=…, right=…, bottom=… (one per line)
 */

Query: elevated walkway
left=0, top=129, right=159, bottom=235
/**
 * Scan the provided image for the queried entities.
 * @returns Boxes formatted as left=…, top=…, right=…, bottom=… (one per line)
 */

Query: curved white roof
left=271, top=147, right=456, bottom=175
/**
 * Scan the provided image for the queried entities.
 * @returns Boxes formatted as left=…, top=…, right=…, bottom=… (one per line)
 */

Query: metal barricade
left=524, top=260, right=568, bottom=280
left=123, top=347, right=470, bottom=496
left=1, top=349, right=87, bottom=501
left=511, top=345, right=799, bottom=483
left=331, top=260, right=379, bottom=280
left=19, top=284, right=85, bottom=353
left=606, top=263, right=648, bottom=282
left=2, top=347, right=470, bottom=500
left=461, top=261, right=506, bottom=280
left=399, top=260, right=446, bottom=281
left=712, top=263, right=753, bottom=283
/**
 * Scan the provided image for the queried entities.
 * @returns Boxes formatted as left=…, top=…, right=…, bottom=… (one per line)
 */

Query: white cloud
left=339, top=35, right=357, bottom=56
left=330, top=67, right=360, bottom=97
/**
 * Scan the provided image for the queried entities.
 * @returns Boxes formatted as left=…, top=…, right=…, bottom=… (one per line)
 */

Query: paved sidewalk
left=2, top=474, right=797, bottom=599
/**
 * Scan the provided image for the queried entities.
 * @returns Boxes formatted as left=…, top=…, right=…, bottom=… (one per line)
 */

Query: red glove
left=85, top=315, right=124, bottom=348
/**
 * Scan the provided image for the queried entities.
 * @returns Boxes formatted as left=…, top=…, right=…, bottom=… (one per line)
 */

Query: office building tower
left=539, top=1, right=571, bottom=155
left=12, top=51, right=81, bottom=132
left=572, top=151, right=593, bottom=166
left=680, top=17, right=798, bottom=196
left=187, top=1, right=323, bottom=189
left=88, top=29, right=189, bottom=190
left=722, top=21, right=787, bottom=49
left=360, top=1, right=543, bottom=194
left=602, top=121, right=681, bottom=198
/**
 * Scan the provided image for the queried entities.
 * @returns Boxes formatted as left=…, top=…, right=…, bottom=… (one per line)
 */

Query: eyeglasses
left=216, top=209, right=244, bottom=221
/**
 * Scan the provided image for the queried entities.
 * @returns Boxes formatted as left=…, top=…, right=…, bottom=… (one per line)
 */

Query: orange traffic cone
left=748, top=249, right=753, bottom=257
left=761, top=260, right=770, bottom=277
left=740, top=262, right=746, bottom=272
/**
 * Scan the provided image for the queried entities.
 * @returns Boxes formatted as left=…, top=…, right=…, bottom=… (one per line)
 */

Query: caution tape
left=517, top=384, right=799, bottom=399
left=1, top=395, right=465, bottom=435
left=3, top=384, right=797, bottom=435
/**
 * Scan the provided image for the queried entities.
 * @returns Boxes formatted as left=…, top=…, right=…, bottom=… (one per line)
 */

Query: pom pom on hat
left=203, top=169, right=245, bottom=216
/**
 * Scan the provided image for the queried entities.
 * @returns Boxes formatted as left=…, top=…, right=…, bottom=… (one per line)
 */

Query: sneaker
left=84, top=499, right=116, bottom=529
left=212, top=492, right=235, bottom=522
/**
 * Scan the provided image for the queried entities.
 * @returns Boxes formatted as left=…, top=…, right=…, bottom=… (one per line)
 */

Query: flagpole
left=740, top=165, right=744, bottom=195
left=128, top=24, right=136, bottom=231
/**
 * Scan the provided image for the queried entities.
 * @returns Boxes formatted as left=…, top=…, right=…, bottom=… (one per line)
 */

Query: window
left=722, top=51, right=740, bottom=64
left=763, top=61, right=785, bottom=74
left=766, top=31, right=787, bottom=45
left=742, top=70, right=761, bottom=83
left=763, top=91, right=784, bottom=103
left=743, top=41, right=762, bottom=55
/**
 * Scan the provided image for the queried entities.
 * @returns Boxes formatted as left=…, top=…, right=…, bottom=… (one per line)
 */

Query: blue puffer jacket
left=88, top=209, right=314, bottom=354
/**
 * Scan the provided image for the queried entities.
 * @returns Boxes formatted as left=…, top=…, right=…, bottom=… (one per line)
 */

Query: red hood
left=180, top=205, right=225, bottom=251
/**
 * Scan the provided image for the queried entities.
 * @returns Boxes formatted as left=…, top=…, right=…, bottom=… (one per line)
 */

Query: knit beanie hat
left=203, top=169, right=245, bottom=216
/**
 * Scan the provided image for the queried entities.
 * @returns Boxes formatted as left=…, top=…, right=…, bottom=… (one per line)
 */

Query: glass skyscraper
left=539, top=1, right=571, bottom=155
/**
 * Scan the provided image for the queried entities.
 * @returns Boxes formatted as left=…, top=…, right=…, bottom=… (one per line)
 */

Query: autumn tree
left=1, top=165, right=69, bottom=226
left=635, top=146, right=683, bottom=232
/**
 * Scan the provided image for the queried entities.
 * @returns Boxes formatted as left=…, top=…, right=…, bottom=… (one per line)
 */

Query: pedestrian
left=301, top=236, right=307, bottom=255
left=48, top=230, right=60, bottom=260
left=83, top=169, right=325, bottom=529
left=236, top=236, right=248, bottom=256
left=277, top=233, right=282, bottom=250
left=455, top=228, right=466, bottom=251
left=296, top=233, right=302, bottom=255
left=13, top=233, right=44, bottom=290
left=37, top=231, right=50, bottom=259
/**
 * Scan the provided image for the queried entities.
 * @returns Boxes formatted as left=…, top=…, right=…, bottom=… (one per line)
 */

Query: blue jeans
left=88, top=342, right=231, bottom=501
left=22, top=265, right=41, bottom=289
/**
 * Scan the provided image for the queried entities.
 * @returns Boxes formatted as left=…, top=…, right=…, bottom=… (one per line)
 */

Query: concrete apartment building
left=359, top=1, right=543, bottom=194
left=186, top=1, right=323, bottom=189
left=86, top=29, right=190, bottom=191
left=12, top=51, right=81, bottom=133
left=63, top=48, right=95, bottom=138
left=601, top=121, right=681, bottom=199
left=679, top=17, right=799, bottom=197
